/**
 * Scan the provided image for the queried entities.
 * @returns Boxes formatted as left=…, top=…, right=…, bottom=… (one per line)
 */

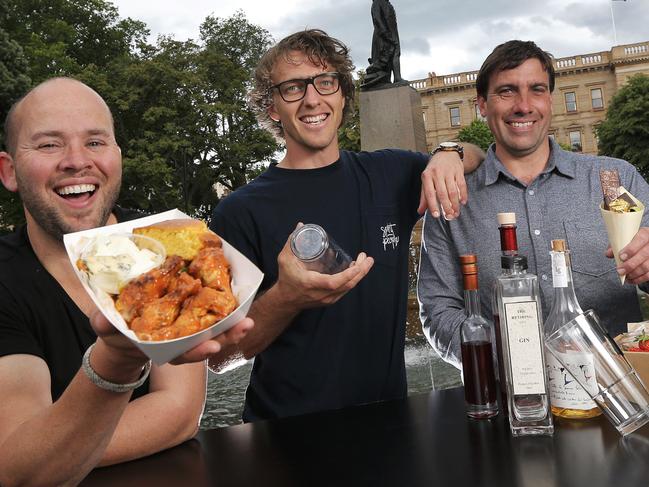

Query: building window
left=565, top=92, right=577, bottom=113
left=569, top=130, right=582, bottom=151
left=449, top=107, right=461, bottom=127
left=475, top=103, right=485, bottom=121
left=591, top=88, right=604, bottom=109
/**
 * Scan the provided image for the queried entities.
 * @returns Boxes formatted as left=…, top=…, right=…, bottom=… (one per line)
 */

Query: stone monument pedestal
left=359, top=84, right=427, bottom=153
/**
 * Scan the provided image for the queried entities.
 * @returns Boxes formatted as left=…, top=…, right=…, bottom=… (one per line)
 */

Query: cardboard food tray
left=618, top=322, right=649, bottom=387
left=63, top=209, right=263, bottom=365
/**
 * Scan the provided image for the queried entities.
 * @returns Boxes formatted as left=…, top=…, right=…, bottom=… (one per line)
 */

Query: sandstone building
left=411, top=41, right=649, bottom=154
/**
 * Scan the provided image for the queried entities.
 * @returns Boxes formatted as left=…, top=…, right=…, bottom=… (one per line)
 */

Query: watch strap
left=432, top=143, right=464, bottom=160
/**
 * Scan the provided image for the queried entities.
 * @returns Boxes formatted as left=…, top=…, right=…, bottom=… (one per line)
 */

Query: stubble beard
left=16, top=174, right=121, bottom=241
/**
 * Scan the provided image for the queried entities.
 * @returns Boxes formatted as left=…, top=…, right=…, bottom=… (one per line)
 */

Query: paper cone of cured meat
left=600, top=186, right=644, bottom=284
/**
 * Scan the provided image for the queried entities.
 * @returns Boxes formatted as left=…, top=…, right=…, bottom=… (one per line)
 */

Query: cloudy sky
left=110, top=0, right=648, bottom=81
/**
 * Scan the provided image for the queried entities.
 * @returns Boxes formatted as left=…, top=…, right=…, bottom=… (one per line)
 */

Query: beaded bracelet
left=82, top=343, right=151, bottom=393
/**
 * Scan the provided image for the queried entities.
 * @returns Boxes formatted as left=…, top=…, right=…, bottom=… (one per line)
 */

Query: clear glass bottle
left=290, top=224, right=352, bottom=274
left=492, top=212, right=518, bottom=411
left=496, top=255, right=554, bottom=436
left=460, top=254, right=499, bottom=419
left=545, top=239, right=602, bottom=419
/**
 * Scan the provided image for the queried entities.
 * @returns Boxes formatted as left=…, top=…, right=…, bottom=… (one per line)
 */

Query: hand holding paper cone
left=600, top=187, right=645, bottom=284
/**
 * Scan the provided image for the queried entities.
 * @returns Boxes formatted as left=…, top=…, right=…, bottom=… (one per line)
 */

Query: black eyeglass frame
left=270, top=72, right=341, bottom=102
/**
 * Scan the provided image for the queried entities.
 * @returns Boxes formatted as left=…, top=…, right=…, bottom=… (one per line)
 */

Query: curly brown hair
left=250, top=29, right=355, bottom=140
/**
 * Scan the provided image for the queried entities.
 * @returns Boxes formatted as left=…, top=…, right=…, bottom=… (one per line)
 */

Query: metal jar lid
left=290, top=224, right=329, bottom=262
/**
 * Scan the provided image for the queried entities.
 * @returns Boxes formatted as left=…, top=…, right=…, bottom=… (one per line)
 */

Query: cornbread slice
left=133, top=219, right=221, bottom=260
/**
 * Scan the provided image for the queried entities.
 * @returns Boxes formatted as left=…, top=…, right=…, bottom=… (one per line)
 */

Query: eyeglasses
left=271, top=72, right=341, bottom=102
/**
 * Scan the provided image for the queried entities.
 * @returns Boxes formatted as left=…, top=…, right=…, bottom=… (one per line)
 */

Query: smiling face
left=268, top=50, right=345, bottom=166
left=4, top=78, right=121, bottom=240
left=478, top=58, right=553, bottom=163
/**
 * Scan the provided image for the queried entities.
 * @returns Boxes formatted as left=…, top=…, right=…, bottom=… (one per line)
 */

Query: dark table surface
left=82, top=387, right=649, bottom=487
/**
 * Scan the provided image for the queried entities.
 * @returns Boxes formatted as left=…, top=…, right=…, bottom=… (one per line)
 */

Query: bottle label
left=550, top=252, right=568, bottom=288
left=546, top=351, right=598, bottom=409
left=502, top=297, right=547, bottom=396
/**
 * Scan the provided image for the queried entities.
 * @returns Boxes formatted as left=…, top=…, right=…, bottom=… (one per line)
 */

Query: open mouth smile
left=300, top=114, right=329, bottom=126
left=56, top=184, right=97, bottom=200
left=508, top=121, right=534, bottom=128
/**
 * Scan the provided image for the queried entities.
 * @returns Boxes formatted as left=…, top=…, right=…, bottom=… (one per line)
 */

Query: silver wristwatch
left=432, top=141, right=464, bottom=160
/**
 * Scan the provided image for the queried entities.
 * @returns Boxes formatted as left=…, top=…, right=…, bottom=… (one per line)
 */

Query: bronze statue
left=362, top=0, right=408, bottom=90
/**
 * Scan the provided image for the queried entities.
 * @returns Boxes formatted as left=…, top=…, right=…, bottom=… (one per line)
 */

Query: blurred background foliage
left=1, top=0, right=642, bottom=233
left=0, top=0, right=287, bottom=231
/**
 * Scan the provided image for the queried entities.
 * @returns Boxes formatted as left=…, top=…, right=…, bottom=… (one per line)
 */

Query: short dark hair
left=249, top=29, right=355, bottom=140
left=476, top=40, right=555, bottom=99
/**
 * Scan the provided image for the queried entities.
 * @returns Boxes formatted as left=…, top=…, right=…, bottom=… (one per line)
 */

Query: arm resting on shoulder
left=461, top=142, right=485, bottom=174
left=419, top=142, right=485, bottom=220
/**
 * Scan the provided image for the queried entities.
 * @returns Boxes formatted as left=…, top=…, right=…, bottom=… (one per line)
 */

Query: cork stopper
left=459, top=254, right=477, bottom=266
left=497, top=212, right=516, bottom=226
left=551, top=239, right=567, bottom=252
left=460, top=254, right=478, bottom=290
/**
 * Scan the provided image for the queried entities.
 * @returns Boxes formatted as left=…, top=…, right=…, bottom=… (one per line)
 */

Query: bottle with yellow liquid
left=544, top=239, right=602, bottom=419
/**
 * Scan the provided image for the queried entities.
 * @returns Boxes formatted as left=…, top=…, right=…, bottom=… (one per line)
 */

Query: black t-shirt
left=211, top=149, right=428, bottom=421
left=0, top=207, right=149, bottom=401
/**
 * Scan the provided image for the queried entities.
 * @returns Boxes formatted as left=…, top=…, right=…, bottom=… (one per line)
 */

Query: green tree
left=4, top=0, right=148, bottom=83
left=90, top=11, right=278, bottom=220
left=596, top=74, right=649, bottom=178
left=89, top=37, right=202, bottom=214
left=0, top=0, right=30, bottom=137
left=1, top=0, right=149, bottom=232
left=195, top=11, right=278, bottom=211
left=0, top=0, right=31, bottom=233
left=457, top=119, right=494, bottom=152
left=0, top=5, right=278, bottom=229
left=338, top=71, right=364, bottom=152
left=558, top=141, right=574, bottom=152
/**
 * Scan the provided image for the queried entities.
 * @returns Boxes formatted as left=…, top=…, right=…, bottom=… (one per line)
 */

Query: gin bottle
left=496, top=255, right=554, bottom=436
left=492, top=212, right=518, bottom=410
left=460, top=254, right=499, bottom=419
left=545, top=239, right=601, bottom=419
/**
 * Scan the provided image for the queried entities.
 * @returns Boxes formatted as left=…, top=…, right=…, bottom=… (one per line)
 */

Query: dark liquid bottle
left=461, top=340, right=498, bottom=407
left=460, top=254, right=499, bottom=419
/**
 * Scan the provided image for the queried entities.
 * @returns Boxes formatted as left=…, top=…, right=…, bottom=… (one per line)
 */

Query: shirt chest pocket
left=563, top=219, right=616, bottom=278
left=361, top=205, right=403, bottom=269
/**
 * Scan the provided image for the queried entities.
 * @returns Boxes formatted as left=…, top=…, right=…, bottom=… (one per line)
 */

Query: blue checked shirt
left=418, top=139, right=649, bottom=368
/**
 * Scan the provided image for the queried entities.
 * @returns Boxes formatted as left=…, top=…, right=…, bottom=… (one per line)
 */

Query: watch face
left=440, top=142, right=459, bottom=149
